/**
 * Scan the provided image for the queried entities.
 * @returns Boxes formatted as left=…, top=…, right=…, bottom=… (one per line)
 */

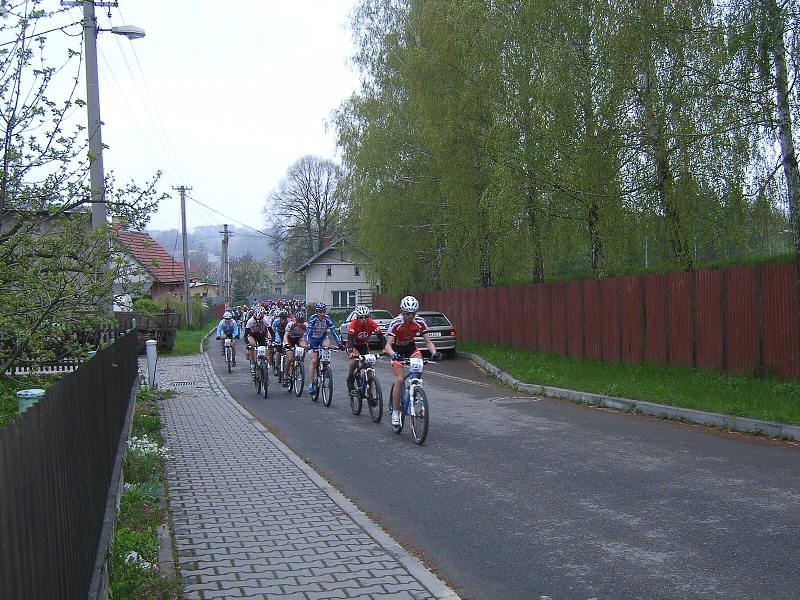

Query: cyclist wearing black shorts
left=282, top=312, right=307, bottom=386
left=245, top=306, right=270, bottom=373
left=345, top=305, right=386, bottom=393
left=384, top=296, right=440, bottom=426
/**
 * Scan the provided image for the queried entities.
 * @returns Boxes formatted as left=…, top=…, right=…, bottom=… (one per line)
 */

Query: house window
left=332, top=291, right=356, bottom=308
left=354, top=265, right=360, bottom=276
left=275, top=287, right=282, bottom=295
left=326, top=266, right=332, bottom=276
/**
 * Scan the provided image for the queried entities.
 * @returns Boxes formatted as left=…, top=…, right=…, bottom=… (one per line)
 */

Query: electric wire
left=106, top=10, right=192, bottom=185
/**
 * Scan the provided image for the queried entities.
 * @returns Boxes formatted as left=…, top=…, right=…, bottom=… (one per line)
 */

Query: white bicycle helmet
left=354, top=305, right=370, bottom=318
left=223, top=311, right=232, bottom=319
left=254, top=306, right=265, bottom=318
left=400, top=295, right=419, bottom=313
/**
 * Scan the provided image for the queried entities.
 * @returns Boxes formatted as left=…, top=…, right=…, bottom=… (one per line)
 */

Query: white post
left=145, top=339, right=158, bottom=388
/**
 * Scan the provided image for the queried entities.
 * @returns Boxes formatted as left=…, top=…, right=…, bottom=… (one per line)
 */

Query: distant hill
left=147, top=225, right=277, bottom=262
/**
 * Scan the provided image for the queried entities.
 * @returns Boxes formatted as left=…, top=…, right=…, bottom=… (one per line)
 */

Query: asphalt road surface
left=211, top=345, right=800, bottom=600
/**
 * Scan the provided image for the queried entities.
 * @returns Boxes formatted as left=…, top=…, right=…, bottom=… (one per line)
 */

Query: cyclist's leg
left=284, top=345, right=294, bottom=380
left=391, top=362, right=404, bottom=411
left=347, top=347, right=361, bottom=391
left=307, top=339, right=320, bottom=390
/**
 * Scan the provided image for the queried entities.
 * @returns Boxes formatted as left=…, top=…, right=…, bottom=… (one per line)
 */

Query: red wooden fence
left=375, top=264, right=800, bottom=380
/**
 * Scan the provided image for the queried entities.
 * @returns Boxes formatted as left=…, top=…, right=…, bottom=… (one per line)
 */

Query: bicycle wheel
left=254, top=362, right=262, bottom=394
left=389, top=384, right=403, bottom=434
left=367, top=375, right=383, bottom=423
left=294, top=361, right=305, bottom=397
left=409, top=387, right=429, bottom=445
left=350, top=373, right=362, bottom=415
left=262, top=363, right=269, bottom=398
left=226, top=348, right=232, bottom=374
left=321, top=366, right=333, bottom=407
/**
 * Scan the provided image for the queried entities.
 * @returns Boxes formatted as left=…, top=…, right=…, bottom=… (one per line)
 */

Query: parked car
left=339, top=309, right=394, bottom=348
left=416, top=311, right=457, bottom=359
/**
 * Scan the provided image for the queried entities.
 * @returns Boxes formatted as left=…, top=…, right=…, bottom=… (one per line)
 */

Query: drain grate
left=169, top=381, right=196, bottom=386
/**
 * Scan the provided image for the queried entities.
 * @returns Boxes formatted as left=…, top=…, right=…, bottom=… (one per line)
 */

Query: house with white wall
left=294, top=236, right=379, bottom=310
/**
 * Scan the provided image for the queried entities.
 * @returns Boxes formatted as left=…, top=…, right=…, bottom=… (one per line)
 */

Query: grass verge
left=164, top=326, right=211, bottom=356
left=108, top=385, right=184, bottom=598
left=460, top=340, right=800, bottom=425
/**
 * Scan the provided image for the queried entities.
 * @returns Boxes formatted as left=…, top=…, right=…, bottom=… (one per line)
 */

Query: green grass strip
left=460, top=340, right=800, bottom=425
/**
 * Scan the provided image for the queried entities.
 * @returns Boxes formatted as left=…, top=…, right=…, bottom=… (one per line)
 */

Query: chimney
left=323, top=236, right=332, bottom=247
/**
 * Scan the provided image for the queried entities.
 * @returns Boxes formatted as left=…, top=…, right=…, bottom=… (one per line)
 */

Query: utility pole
left=173, top=185, right=193, bottom=327
left=220, top=224, right=232, bottom=306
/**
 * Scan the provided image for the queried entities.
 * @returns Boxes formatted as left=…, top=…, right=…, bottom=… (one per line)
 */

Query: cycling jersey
left=305, top=314, right=341, bottom=348
left=216, top=319, right=239, bottom=338
left=347, top=318, right=383, bottom=351
left=386, top=315, right=428, bottom=347
left=285, top=319, right=306, bottom=341
left=271, top=317, right=289, bottom=344
left=246, top=316, right=270, bottom=338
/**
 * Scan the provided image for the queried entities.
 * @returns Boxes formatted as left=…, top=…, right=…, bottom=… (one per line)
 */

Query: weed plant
left=108, top=386, right=184, bottom=598
left=461, top=340, right=800, bottom=425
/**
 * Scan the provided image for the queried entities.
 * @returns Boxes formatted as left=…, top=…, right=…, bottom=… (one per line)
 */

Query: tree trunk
left=761, top=0, right=800, bottom=311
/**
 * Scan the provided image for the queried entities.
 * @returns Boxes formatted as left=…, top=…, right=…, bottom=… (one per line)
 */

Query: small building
left=294, top=236, right=378, bottom=310
left=112, top=224, right=189, bottom=304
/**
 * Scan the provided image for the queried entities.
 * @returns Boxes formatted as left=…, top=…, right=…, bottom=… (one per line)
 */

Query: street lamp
left=62, top=1, right=145, bottom=317
left=79, top=1, right=146, bottom=233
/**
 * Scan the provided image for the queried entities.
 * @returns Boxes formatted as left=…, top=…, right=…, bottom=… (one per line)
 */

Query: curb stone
left=460, top=352, right=800, bottom=442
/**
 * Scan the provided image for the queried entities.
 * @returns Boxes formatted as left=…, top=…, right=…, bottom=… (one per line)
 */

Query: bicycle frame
left=402, top=356, right=425, bottom=417
left=355, top=353, right=378, bottom=396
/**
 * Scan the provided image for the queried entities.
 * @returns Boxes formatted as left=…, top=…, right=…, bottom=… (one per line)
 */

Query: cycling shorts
left=392, top=343, right=417, bottom=359
left=306, top=337, right=329, bottom=350
left=248, top=332, right=268, bottom=347
left=286, top=336, right=303, bottom=349
left=351, top=343, right=370, bottom=356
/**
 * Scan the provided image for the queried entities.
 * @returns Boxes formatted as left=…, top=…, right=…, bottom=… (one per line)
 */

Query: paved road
left=213, top=348, right=800, bottom=600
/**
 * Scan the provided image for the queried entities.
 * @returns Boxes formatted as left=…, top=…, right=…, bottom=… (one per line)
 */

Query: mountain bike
left=223, top=337, right=233, bottom=374
left=389, top=355, right=433, bottom=445
left=251, top=344, right=269, bottom=398
left=310, top=347, right=336, bottom=407
left=269, top=342, right=285, bottom=386
left=349, top=353, right=383, bottom=423
left=287, top=346, right=305, bottom=396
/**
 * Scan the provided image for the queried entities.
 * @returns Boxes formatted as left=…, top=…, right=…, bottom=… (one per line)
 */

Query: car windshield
left=422, top=314, right=450, bottom=327
left=371, top=310, right=393, bottom=320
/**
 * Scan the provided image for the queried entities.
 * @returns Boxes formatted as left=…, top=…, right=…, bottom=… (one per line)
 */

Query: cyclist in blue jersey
left=267, top=308, right=290, bottom=370
left=305, top=302, right=345, bottom=394
left=215, top=311, right=240, bottom=366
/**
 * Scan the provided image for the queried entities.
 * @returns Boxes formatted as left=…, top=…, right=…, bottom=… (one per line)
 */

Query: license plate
left=427, top=332, right=442, bottom=337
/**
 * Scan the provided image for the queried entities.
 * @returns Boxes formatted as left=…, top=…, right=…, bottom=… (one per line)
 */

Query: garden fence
left=377, top=264, right=800, bottom=380
left=0, top=330, right=138, bottom=600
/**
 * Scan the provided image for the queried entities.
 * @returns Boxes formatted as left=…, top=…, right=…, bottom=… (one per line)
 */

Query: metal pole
left=83, top=1, right=105, bottom=234
left=174, top=185, right=193, bottom=327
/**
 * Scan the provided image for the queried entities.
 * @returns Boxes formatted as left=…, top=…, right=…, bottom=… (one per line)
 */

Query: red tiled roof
left=112, top=225, right=185, bottom=284
left=188, top=260, right=205, bottom=280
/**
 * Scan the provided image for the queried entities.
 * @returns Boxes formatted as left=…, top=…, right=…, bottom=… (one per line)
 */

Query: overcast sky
left=76, top=0, right=360, bottom=233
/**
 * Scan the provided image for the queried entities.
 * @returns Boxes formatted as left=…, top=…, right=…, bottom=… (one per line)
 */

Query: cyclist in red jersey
left=345, top=305, right=387, bottom=395
left=384, top=295, right=440, bottom=426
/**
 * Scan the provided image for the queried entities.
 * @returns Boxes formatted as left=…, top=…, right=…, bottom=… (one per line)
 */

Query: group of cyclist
left=215, top=295, right=440, bottom=427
